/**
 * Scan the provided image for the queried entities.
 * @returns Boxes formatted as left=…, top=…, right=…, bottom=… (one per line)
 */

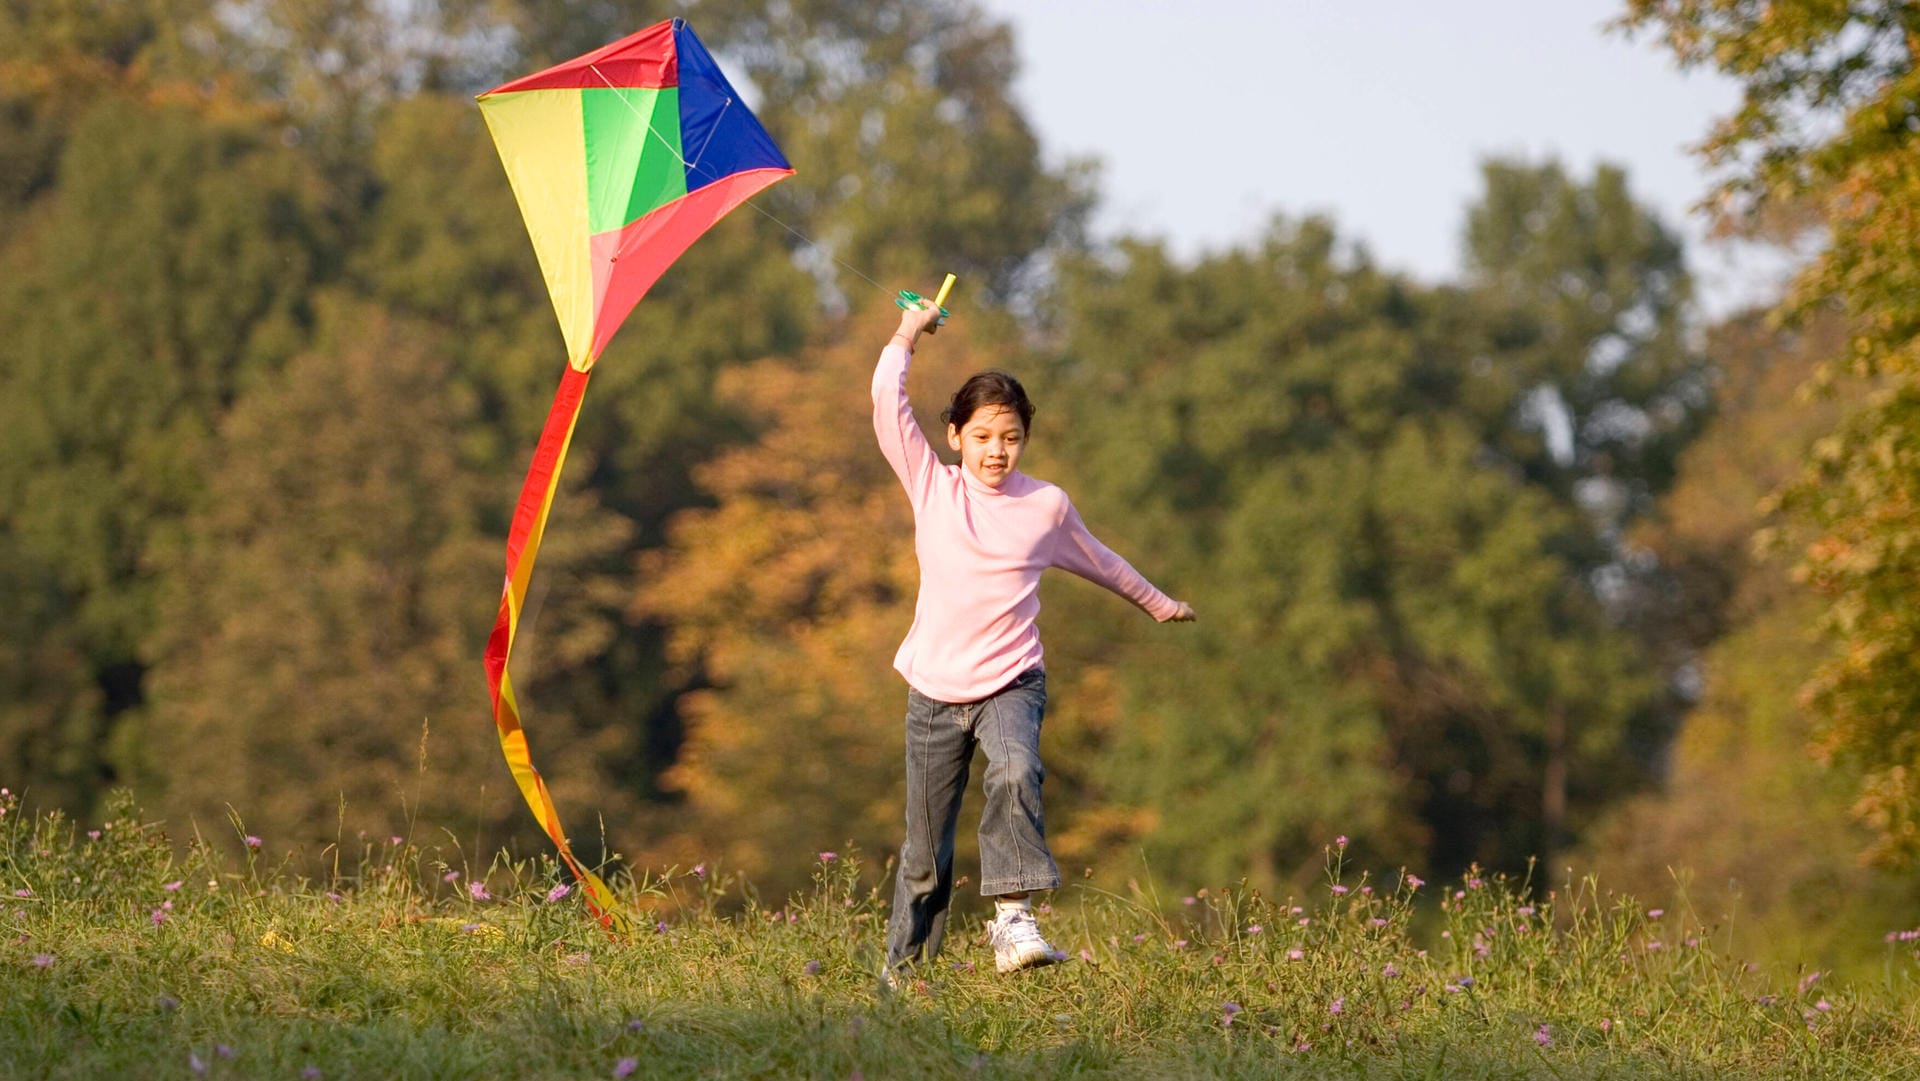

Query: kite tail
left=482, top=363, right=630, bottom=934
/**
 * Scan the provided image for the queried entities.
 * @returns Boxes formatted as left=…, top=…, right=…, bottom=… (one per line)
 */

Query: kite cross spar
left=477, top=18, right=794, bottom=932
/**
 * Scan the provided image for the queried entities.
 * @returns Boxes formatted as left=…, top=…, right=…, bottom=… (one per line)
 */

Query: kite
left=478, top=18, right=793, bottom=930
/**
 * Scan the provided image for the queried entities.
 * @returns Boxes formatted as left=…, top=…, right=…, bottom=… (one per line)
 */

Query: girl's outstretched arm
left=1051, top=500, right=1195, bottom=622
left=872, top=302, right=945, bottom=504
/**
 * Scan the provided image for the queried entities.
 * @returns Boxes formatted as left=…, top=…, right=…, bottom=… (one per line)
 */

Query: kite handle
left=896, top=272, right=957, bottom=323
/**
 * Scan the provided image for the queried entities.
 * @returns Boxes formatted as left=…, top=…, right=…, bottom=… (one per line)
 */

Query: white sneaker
left=988, top=909, right=1058, bottom=973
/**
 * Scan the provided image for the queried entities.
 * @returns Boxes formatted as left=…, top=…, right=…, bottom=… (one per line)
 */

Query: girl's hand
left=896, top=297, right=943, bottom=344
left=1167, top=601, right=1196, bottom=623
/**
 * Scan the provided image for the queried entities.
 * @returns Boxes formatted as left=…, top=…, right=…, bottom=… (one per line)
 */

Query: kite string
left=588, top=63, right=895, bottom=301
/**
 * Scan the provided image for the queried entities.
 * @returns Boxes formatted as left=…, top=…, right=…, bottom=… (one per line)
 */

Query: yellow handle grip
left=933, top=273, right=957, bottom=310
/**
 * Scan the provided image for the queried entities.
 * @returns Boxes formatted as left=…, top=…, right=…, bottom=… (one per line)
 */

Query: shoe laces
left=997, top=909, right=1048, bottom=948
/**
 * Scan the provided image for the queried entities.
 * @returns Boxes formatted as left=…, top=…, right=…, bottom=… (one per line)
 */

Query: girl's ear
left=946, top=423, right=962, bottom=452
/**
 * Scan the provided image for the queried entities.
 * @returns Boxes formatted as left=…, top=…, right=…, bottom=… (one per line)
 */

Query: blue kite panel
left=673, top=21, right=793, bottom=192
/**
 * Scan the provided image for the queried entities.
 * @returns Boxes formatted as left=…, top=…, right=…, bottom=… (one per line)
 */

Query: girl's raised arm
left=871, top=304, right=946, bottom=504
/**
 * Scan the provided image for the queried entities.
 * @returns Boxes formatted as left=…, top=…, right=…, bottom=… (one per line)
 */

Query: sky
left=973, top=0, right=1792, bottom=318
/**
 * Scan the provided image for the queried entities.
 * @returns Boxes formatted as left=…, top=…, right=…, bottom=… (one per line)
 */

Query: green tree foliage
left=1619, top=1, right=1920, bottom=861
left=1581, top=310, right=1920, bottom=979
left=137, top=300, right=507, bottom=849
left=0, top=92, right=329, bottom=814
left=1041, top=214, right=1661, bottom=886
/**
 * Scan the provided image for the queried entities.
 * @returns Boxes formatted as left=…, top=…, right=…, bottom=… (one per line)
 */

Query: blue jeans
left=884, top=666, right=1059, bottom=969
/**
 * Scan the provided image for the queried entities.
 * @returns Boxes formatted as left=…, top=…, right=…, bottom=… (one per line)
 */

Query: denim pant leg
left=975, top=668, right=1061, bottom=897
left=884, top=689, right=975, bottom=969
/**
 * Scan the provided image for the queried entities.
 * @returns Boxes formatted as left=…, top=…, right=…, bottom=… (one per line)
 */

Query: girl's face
left=947, top=404, right=1026, bottom=488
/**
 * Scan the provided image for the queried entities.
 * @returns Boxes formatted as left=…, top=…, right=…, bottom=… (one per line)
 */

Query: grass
left=4, top=790, right=1919, bottom=1080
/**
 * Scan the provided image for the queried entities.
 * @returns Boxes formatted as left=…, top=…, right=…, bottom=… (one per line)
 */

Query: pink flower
left=443, top=871, right=460, bottom=883
left=545, top=882, right=572, bottom=903
left=1246, top=924, right=1262, bottom=935
left=1600, top=1018, right=1613, bottom=1033
left=31, top=954, right=53, bottom=968
left=1405, top=874, right=1425, bottom=889
left=613, top=1057, right=638, bottom=1078
left=164, top=881, right=183, bottom=892
left=691, top=863, right=707, bottom=880
left=803, top=961, right=822, bottom=975
left=13, top=889, right=29, bottom=899
left=1383, top=963, right=1400, bottom=978
left=151, top=908, right=168, bottom=925
left=1329, top=997, right=1345, bottom=1016
left=1534, top=1024, right=1552, bottom=1047
left=468, top=881, right=491, bottom=902
left=1330, top=885, right=1349, bottom=895
left=818, top=851, right=837, bottom=863
left=302, top=1067, right=322, bottom=1080
left=1335, top=835, right=1349, bottom=847
left=244, top=835, right=262, bottom=849
left=1647, top=908, right=1664, bottom=920
left=1287, top=949, right=1304, bottom=961
left=87, top=830, right=100, bottom=840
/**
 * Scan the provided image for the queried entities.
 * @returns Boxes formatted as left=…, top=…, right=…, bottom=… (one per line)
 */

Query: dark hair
left=941, top=370, right=1035, bottom=433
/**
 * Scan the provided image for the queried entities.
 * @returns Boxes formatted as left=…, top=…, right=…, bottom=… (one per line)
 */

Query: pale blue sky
left=976, top=0, right=1787, bottom=317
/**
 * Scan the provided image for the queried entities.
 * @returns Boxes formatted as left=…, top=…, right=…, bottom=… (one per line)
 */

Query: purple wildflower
left=1335, top=835, right=1349, bottom=847
left=691, top=863, right=707, bottom=880
left=1534, top=1024, right=1552, bottom=1047
left=31, top=954, right=53, bottom=968
left=87, top=830, right=100, bottom=840
left=1329, top=997, right=1345, bottom=1016
left=244, top=835, right=261, bottom=849
left=627, top=1019, right=645, bottom=1032
left=190, top=1051, right=207, bottom=1075
left=1246, top=924, right=1262, bottom=935
left=164, top=881, right=183, bottom=892
left=1383, top=963, right=1400, bottom=978
left=1330, top=885, right=1349, bottom=895
left=803, top=960, right=822, bottom=976
left=468, top=881, right=490, bottom=902
left=613, top=1058, right=638, bottom=1079
left=546, top=882, right=573, bottom=904
left=818, top=851, right=837, bottom=863
left=1517, top=906, right=1535, bottom=916
left=151, top=908, right=168, bottom=925
left=302, top=1067, right=322, bottom=1081
left=13, top=889, right=29, bottom=898
left=443, top=871, right=460, bottom=883
left=1648, top=908, right=1664, bottom=919
left=1405, top=874, right=1425, bottom=889
left=215, top=1045, right=235, bottom=1059
left=1287, top=949, right=1304, bottom=961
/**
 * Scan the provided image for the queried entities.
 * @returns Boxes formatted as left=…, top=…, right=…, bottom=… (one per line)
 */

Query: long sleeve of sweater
left=1049, top=500, right=1183, bottom=622
left=871, top=342, right=938, bottom=505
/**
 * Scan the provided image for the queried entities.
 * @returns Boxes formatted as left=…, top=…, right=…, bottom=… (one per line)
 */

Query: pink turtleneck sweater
left=872, top=342, right=1181, bottom=702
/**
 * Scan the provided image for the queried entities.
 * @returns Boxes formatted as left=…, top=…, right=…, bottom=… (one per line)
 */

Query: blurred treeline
left=2, top=2, right=1914, bottom=973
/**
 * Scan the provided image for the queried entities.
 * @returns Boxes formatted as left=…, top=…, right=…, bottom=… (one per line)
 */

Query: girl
left=874, top=295, right=1194, bottom=978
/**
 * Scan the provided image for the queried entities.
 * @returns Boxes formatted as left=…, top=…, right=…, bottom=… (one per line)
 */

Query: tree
left=1042, top=219, right=1662, bottom=885
left=136, top=299, right=535, bottom=851
left=1619, top=1, right=1920, bottom=861
left=0, top=92, right=329, bottom=814
left=1581, top=307, right=1920, bottom=979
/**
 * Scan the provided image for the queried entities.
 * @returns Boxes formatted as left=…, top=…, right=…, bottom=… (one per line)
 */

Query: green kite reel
left=896, top=273, right=957, bottom=321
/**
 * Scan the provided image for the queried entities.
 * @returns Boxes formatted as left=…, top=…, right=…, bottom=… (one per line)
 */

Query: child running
left=875, top=294, right=1194, bottom=980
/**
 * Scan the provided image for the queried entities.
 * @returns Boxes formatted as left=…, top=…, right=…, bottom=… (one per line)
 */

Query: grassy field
left=5, top=791, right=1918, bottom=1080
